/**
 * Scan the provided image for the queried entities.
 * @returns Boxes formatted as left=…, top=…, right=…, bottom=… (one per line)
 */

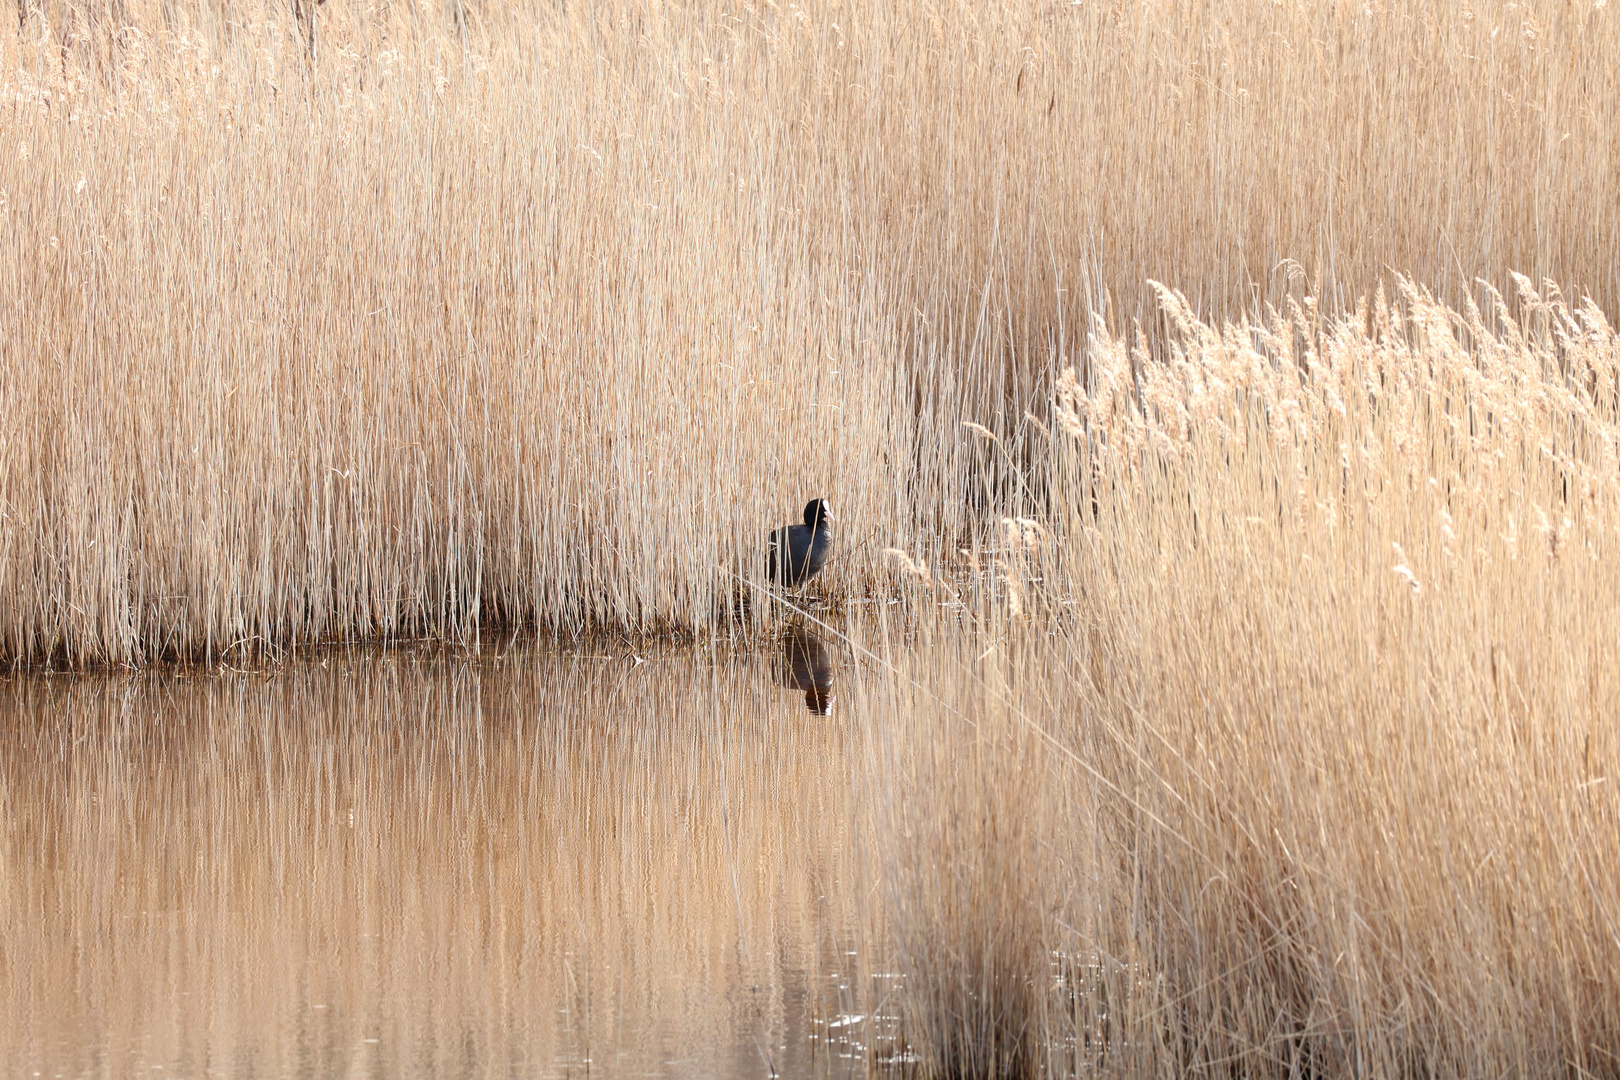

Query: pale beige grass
left=1, top=0, right=1616, bottom=662
left=880, top=281, right=1620, bottom=1076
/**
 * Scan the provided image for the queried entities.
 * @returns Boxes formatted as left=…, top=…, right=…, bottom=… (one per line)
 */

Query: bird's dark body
left=767, top=499, right=834, bottom=587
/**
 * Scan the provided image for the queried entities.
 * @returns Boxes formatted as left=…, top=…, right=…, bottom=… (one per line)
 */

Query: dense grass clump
left=880, top=281, right=1620, bottom=1077
left=1041, top=280, right=1620, bottom=1077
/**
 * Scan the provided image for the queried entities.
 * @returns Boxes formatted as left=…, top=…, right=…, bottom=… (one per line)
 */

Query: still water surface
left=1, top=625, right=897, bottom=1079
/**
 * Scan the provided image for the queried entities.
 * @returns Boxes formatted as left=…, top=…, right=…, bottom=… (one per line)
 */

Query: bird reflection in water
left=777, top=627, right=837, bottom=715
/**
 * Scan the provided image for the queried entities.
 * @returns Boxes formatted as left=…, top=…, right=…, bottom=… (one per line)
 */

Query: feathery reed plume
left=1032, top=281, right=1620, bottom=1077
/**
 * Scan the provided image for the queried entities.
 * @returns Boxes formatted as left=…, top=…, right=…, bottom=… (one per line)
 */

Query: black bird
left=767, top=499, right=834, bottom=587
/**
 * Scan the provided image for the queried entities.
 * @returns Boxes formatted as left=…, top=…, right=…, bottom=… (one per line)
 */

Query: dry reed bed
left=2, top=0, right=1617, bottom=662
left=882, top=281, right=1620, bottom=1076
left=7, top=0, right=1620, bottom=1073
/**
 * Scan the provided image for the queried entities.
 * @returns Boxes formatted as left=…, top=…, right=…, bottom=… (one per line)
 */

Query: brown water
left=0, top=624, right=900, bottom=1079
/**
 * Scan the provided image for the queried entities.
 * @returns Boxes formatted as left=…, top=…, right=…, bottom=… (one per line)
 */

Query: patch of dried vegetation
left=2, top=0, right=1617, bottom=662
left=886, top=279, right=1620, bottom=1077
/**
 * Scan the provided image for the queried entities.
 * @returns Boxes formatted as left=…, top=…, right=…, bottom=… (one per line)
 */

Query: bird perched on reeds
left=767, top=499, right=834, bottom=587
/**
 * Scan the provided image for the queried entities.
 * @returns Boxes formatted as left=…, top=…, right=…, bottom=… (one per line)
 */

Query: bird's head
left=803, top=499, right=833, bottom=528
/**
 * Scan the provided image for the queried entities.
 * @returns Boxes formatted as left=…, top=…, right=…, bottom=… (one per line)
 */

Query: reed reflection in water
left=0, top=639, right=881, bottom=1079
